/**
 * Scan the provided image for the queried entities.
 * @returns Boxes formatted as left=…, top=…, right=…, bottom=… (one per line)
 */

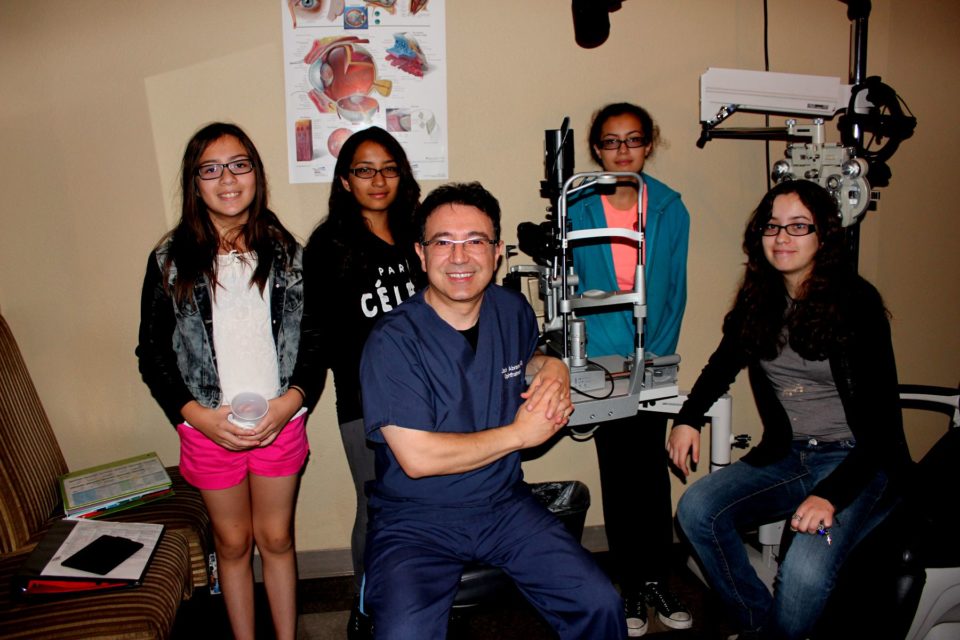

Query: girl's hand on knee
left=790, top=495, right=835, bottom=534
left=252, top=390, right=303, bottom=447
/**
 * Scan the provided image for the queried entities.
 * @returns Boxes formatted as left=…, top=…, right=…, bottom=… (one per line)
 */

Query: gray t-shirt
left=760, top=339, right=854, bottom=442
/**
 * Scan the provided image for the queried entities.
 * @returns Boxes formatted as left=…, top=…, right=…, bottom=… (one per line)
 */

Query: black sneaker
left=623, top=591, right=648, bottom=637
left=642, top=582, right=693, bottom=630
left=346, top=595, right=373, bottom=640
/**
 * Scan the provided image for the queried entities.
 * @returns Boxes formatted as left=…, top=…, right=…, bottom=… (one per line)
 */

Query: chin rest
left=452, top=480, right=591, bottom=610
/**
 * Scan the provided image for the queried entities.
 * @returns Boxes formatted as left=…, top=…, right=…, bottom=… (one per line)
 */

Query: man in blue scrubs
left=359, top=182, right=624, bottom=639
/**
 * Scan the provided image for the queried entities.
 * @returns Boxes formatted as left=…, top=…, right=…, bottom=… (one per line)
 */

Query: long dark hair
left=311, top=126, right=420, bottom=276
left=160, top=122, right=296, bottom=304
left=587, top=102, right=661, bottom=166
left=726, top=180, right=857, bottom=361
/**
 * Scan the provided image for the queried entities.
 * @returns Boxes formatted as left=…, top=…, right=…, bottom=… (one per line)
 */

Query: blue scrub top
left=360, top=285, right=539, bottom=513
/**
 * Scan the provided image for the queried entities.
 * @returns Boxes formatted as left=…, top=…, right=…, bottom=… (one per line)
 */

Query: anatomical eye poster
left=281, top=0, right=448, bottom=183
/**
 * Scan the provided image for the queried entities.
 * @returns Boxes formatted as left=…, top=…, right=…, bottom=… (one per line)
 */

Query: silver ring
left=791, top=513, right=802, bottom=520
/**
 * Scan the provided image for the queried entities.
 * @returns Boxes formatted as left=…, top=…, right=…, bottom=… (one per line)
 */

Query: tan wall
left=1, top=0, right=957, bottom=555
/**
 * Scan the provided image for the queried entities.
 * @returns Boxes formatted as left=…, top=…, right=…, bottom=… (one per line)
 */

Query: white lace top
left=211, top=251, right=280, bottom=405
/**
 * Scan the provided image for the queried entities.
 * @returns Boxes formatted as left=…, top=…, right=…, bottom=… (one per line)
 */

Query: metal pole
left=845, top=0, right=871, bottom=268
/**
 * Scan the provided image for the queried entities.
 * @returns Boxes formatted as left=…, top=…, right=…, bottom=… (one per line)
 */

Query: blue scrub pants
left=363, top=491, right=624, bottom=639
left=677, top=440, right=893, bottom=639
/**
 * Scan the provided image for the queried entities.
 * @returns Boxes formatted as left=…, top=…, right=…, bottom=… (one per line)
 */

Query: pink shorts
left=177, top=413, right=309, bottom=490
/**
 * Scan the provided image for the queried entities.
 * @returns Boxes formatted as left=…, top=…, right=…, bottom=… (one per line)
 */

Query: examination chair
left=804, top=384, right=960, bottom=640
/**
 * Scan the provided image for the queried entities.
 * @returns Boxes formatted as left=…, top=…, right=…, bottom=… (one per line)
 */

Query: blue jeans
left=677, top=440, right=893, bottom=639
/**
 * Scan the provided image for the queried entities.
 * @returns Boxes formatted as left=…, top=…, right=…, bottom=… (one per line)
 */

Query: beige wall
left=1, top=0, right=957, bottom=555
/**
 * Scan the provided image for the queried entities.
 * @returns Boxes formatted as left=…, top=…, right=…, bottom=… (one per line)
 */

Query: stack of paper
left=59, top=452, right=173, bottom=519
left=16, top=519, right=164, bottom=597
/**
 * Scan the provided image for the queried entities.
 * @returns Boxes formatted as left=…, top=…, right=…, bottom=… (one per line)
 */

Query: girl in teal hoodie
left=568, top=102, right=690, bottom=637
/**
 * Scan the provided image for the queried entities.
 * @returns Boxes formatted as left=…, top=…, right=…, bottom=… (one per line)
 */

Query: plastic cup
left=228, top=392, right=268, bottom=429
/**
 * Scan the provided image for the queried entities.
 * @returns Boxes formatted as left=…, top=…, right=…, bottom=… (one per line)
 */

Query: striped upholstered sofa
left=0, top=312, right=211, bottom=639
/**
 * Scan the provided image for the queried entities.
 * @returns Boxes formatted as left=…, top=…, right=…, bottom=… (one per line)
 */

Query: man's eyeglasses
left=348, top=166, right=401, bottom=179
left=420, top=237, right=498, bottom=254
left=760, top=223, right=817, bottom=237
left=598, top=136, right=648, bottom=151
left=197, top=159, right=255, bottom=180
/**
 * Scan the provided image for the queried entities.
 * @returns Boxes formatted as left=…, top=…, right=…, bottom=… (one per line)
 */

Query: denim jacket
left=137, top=237, right=304, bottom=425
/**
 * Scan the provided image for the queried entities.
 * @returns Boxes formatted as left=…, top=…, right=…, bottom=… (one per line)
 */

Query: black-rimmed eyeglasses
left=761, top=223, right=817, bottom=237
left=348, top=166, right=401, bottom=179
left=197, top=159, right=255, bottom=180
left=598, top=136, right=648, bottom=151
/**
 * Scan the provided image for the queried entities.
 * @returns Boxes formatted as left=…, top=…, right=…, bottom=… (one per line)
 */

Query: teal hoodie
left=567, top=174, right=689, bottom=358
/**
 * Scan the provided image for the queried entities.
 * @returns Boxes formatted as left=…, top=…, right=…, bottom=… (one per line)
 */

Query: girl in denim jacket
left=137, top=122, right=307, bottom=640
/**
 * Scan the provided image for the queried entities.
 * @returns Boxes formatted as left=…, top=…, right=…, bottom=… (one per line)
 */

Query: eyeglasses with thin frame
left=598, top=135, right=648, bottom=151
left=761, top=223, right=817, bottom=237
left=348, top=166, right=401, bottom=179
left=420, top=237, right=498, bottom=254
left=197, top=159, right=255, bottom=180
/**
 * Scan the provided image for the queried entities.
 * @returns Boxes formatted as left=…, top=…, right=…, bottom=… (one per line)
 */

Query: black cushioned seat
left=452, top=480, right=592, bottom=609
